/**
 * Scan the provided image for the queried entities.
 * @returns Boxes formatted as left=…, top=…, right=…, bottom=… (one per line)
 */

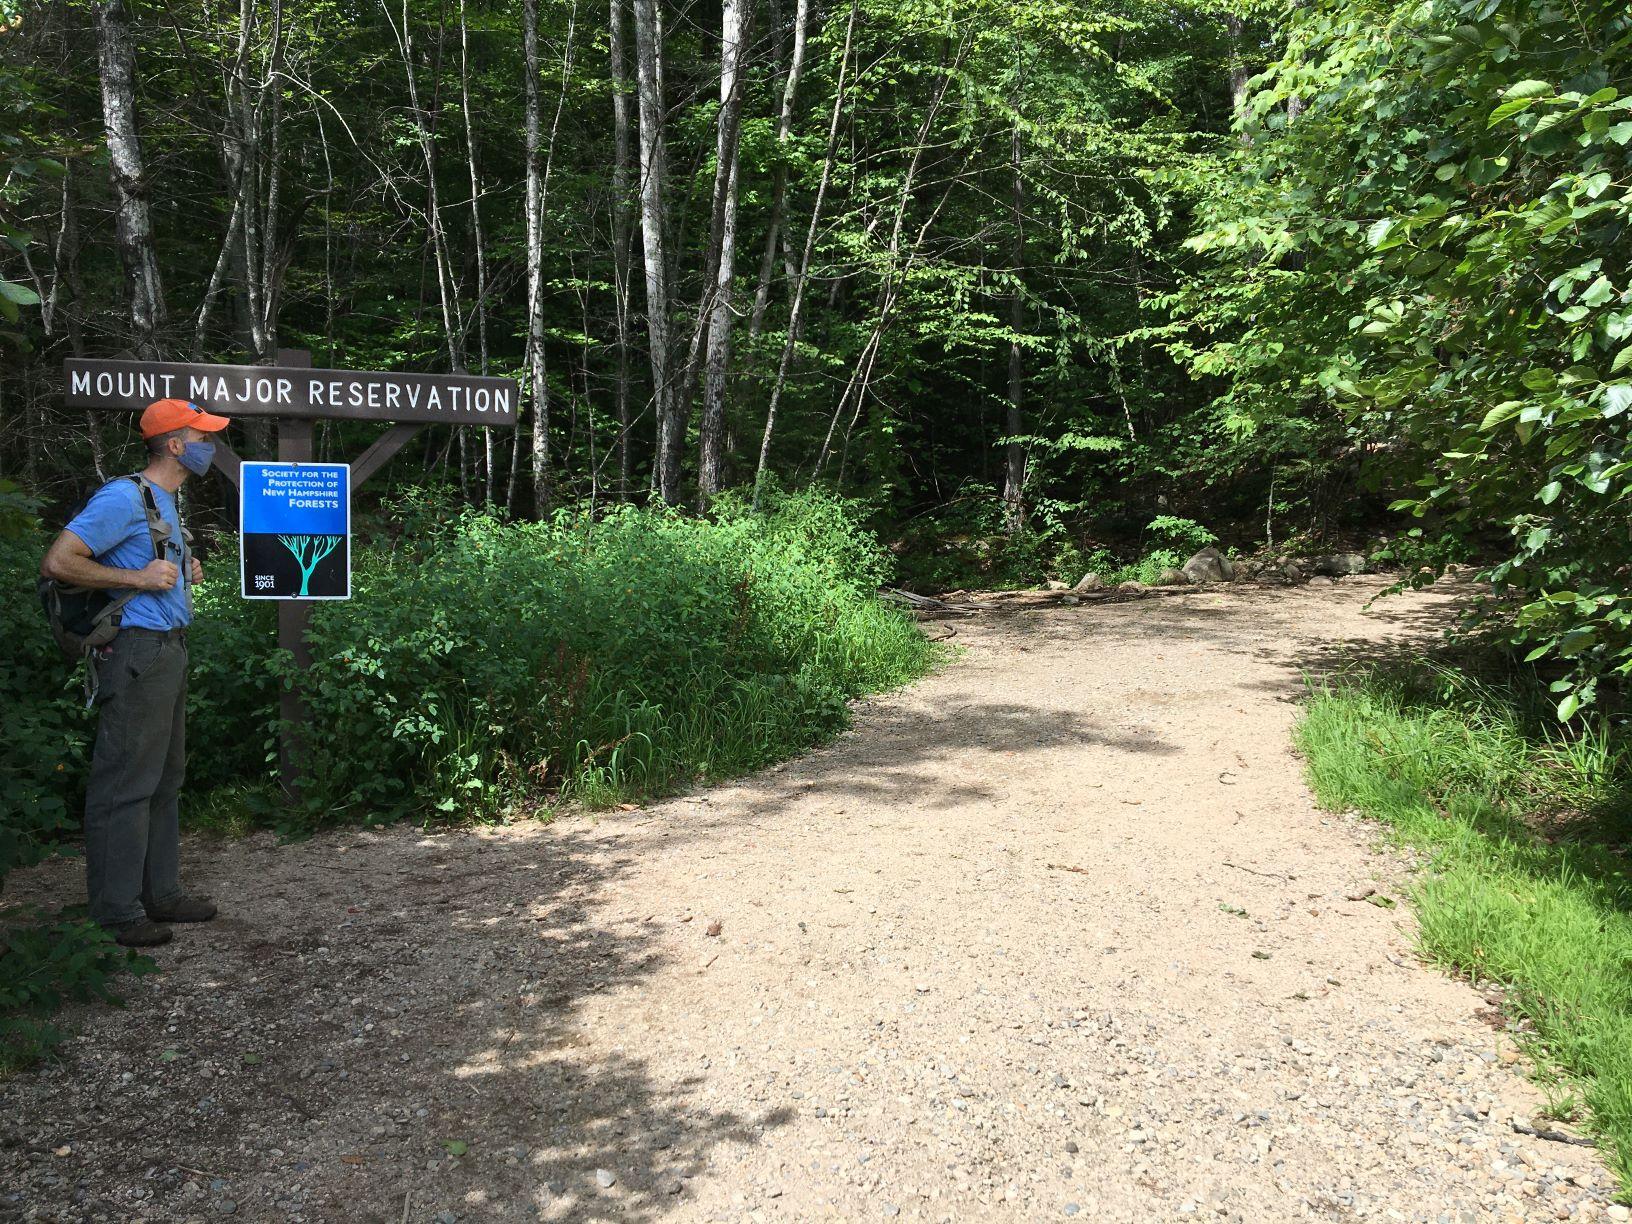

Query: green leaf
left=443, top=1139, right=468, bottom=1156
left=1580, top=277, right=1616, bottom=308
left=1487, top=97, right=1536, bottom=126
left=1480, top=401, right=1521, bottom=430
left=1539, top=480, right=1562, bottom=504
left=1521, top=368, right=1557, bottom=392
left=0, top=279, right=39, bottom=307
left=1557, top=692, right=1581, bottom=721
left=1501, top=79, right=1553, bottom=101
left=1367, top=218, right=1401, bottom=249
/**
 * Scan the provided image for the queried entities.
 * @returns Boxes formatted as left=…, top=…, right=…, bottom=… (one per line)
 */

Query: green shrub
left=891, top=485, right=1056, bottom=590
left=267, top=488, right=932, bottom=828
left=1077, top=543, right=1186, bottom=586
left=1369, top=527, right=1474, bottom=579
left=0, top=482, right=89, bottom=879
left=1145, top=515, right=1215, bottom=553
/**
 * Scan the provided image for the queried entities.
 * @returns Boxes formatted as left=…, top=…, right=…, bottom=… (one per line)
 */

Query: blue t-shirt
left=64, top=478, right=191, bottom=630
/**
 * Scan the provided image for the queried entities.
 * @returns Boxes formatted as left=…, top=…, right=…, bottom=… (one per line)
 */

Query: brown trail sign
left=65, top=356, right=518, bottom=425
left=64, top=350, right=520, bottom=801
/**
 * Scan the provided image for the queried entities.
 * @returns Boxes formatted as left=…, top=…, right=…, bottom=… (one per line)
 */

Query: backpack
left=38, top=475, right=177, bottom=703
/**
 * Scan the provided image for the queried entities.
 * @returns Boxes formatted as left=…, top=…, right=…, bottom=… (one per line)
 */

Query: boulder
left=1308, top=575, right=1336, bottom=587
left=1073, top=572, right=1105, bottom=592
left=1281, top=560, right=1305, bottom=583
left=1156, top=567, right=1187, bottom=586
left=1181, top=546, right=1234, bottom=584
left=1116, top=580, right=1146, bottom=594
left=1313, top=552, right=1368, bottom=576
left=1044, top=579, right=1069, bottom=592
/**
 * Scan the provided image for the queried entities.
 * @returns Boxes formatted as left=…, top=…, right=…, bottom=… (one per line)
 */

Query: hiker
left=39, top=398, right=231, bottom=948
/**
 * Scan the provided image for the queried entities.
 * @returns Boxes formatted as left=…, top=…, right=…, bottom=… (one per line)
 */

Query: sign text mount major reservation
left=64, top=357, right=518, bottom=426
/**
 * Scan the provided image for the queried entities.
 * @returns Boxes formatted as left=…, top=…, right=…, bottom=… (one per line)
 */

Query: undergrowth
left=1297, top=662, right=1632, bottom=1191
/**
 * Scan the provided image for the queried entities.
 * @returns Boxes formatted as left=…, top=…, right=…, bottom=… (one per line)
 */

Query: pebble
left=595, top=1168, right=616, bottom=1188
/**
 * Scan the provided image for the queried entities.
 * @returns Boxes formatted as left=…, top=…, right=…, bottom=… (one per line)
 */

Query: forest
left=0, top=0, right=1312, bottom=536
left=2, top=0, right=1626, bottom=688
left=4, top=0, right=1632, bottom=1206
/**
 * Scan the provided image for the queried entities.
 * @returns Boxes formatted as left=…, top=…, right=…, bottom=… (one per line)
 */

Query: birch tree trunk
left=230, top=0, right=273, bottom=360
left=697, top=0, right=751, bottom=506
left=752, top=0, right=858, bottom=507
left=459, top=0, right=495, bottom=502
left=390, top=0, right=466, bottom=375
left=523, top=0, right=552, bottom=511
left=632, top=0, right=677, bottom=502
left=609, top=0, right=635, bottom=500
left=1001, top=119, right=1026, bottom=533
left=260, top=0, right=285, bottom=351
left=1226, top=14, right=1251, bottom=141
left=94, top=0, right=166, bottom=358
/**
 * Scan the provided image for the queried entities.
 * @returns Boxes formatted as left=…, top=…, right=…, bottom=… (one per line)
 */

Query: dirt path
left=3, top=578, right=1620, bottom=1223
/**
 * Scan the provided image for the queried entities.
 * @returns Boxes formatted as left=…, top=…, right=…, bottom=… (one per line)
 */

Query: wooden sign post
left=64, top=350, right=519, bottom=801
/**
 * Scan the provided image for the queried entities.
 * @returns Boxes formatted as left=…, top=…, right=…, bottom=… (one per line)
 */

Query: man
left=41, top=398, right=231, bottom=948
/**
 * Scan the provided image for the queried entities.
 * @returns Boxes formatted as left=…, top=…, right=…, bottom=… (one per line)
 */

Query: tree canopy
left=1, top=0, right=1629, bottom=705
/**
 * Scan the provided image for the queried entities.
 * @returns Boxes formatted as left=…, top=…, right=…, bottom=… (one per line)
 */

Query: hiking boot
left=109, top=919, right=173, bottom=948
left=146, top=896, right=218, bottom=924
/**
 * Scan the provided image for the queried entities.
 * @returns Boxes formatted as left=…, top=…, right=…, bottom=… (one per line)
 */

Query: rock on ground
left=1313, top=553, right=1370, bottom=577
left=0, top=577, right=1617, bottom=1222
left=1181, top=546, right=1235, bottom=584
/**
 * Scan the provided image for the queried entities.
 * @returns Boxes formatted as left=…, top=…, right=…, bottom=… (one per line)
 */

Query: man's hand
left=189, top=556, right=204, bottom=584
left=137, top=559, right=180, bottom=591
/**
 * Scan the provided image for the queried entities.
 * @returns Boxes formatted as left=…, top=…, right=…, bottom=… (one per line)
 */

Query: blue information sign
left=240, top=462, right=351, bottom=600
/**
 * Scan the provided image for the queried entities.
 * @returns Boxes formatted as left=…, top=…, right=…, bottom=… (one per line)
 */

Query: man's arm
left=41, top=530, right=178, bottom=592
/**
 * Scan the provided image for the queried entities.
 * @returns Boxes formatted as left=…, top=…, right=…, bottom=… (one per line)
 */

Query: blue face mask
left=178, top=441, right=215, bottom=476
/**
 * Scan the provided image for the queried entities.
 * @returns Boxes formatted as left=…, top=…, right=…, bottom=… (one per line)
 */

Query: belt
left=120, top=626, right=189, bottom=641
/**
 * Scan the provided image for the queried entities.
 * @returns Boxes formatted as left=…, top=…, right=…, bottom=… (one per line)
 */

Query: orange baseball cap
left=139, top=398, right=232, bottom=438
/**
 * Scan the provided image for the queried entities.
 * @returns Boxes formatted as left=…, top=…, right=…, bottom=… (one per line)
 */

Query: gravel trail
left=3, top=577, right=1620, bottom=1223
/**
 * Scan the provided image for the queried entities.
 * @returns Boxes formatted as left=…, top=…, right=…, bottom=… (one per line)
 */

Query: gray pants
left=84, top=629, right=189, bottom=927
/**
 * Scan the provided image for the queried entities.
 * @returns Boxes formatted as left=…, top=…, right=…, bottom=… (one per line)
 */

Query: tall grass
left=1297, top=664, right=1632, bottom=1190
left=180, top=486, right=937, bottom=829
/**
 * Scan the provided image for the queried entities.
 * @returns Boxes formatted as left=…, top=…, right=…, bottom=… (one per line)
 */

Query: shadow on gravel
left=709, top=698, right=1179, bottom=821
left=0, top=823, right=784, bottom=1222
left=1251, top=584, right=1474, bottom=693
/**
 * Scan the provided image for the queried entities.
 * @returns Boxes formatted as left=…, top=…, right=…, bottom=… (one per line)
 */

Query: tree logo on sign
left=278, top=535, right=342, bottom=597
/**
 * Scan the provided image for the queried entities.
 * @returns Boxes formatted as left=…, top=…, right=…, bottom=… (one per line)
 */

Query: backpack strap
left=130, top=473, right=195, bottom=617
left=126, top=474, right=172, bottom=563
